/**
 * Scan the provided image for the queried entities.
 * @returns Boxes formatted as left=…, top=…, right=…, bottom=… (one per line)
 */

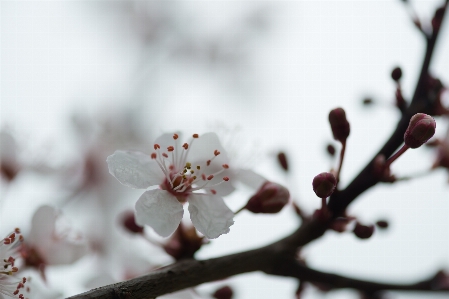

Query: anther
left=154, top=144, right=160, bottom=150
left=193, top=134, right=199, bottom=138
left=207, top=160, right=211, bottom=166
left=183, top=143, right=189, bottom=149
left=202, top=174, right=206, bottom=180
left=185, top=162, right=191, bottom=168
left=14, top=228, right=20, bottom=234
left=167, top=146, right=174, bottom=152
left=214, top=150, right=220, bottom=156
left=173, top=134, right=179, bottom=140
left=211, top=189, right=217, bottom=194
left=151, top=153, right=157, bottom=159
left=207, top=175, right=214, bottom=180
left=162, top=153, right=168, bottom=158
left=222, top=164, right=229, bottom=169
left=223, top=177, right=230, bottom=181
left=196, top=165, right=200, bottom=170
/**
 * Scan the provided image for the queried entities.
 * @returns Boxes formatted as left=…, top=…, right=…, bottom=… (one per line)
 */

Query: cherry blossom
left=107, top=132, right=235, bottom=239
left=0, top=229, right=28, bottom=299
left=20, top=206, right=88, bottom=275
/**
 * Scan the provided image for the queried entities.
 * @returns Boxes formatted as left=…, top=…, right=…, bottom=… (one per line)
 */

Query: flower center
left=151, top=133, right=230, bottom=201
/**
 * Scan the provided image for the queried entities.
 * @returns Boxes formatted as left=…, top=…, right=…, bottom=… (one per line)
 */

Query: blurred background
left=1, top=1, right=449, bottom=298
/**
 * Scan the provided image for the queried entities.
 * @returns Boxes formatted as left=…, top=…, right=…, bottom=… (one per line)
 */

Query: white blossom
left=107, top=132, right=235, bottom=239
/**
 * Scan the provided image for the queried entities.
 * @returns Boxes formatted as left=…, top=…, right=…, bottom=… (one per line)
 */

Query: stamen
left=173, top=134, right=179, bottom=140
left=193, top=134, right=199, bottom=138
left=183, top=143, right=189, bottom=149
left=214, top=150, right=220, bottom=156
left=154, top=144, right=160, bottom=150
left=151, top=153, right=157, bottom=159
left=167, top=146, right=174, bottom=152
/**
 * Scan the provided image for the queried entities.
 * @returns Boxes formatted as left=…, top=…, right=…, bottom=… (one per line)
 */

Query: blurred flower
left=107, top=132, right=235, bottom=239
left=20, top=206, right=88, bottom=277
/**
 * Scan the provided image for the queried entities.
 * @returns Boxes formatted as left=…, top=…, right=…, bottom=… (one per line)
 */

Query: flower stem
left=335, top=141, right=346, bottom=184
left=234, top=205, right=246, bottom=215
left=385, top=144, right=410, bottom=169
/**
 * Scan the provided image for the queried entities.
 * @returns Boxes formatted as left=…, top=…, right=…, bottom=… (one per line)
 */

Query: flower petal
left=107, top=150, right=164, bottom=189
left=42, top=238, right=88, bottom=265
left=187, top=132, right=230, bottom=168
left=29, top=205, right=57, bottom=245
left=235, top=168, right=267, bottom=190
left=135, top=189, right=184, bottom=237
left=188, top=194, right=234, bottom=239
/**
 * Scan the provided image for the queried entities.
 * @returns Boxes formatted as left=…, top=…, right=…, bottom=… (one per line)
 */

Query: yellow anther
left=197, top=165, right=200, bottom=170
left=185, top=162, right=192, bottom=168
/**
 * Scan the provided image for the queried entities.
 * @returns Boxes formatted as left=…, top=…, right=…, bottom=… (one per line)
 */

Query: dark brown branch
left=67, top=244, right=448, bottom=299
left=271, top=259, right=447, bottom=294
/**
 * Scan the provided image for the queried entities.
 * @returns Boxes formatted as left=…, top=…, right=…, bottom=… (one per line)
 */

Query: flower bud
left=163, top=223, right=207, bottom=260
left=312, top=172, right=337, bottom=198
left=391, top=67, right=402, bottom=82
left=326, top=144, right=336, bottom=157
left=329, top=108, right=350, bottom=143
left=122, top=211, right=144, bottom=234
left=375, top=220, right=389, bottom=229
left=432, top=7, right=446, bottom=31
left=277, top=152, right=289, bottom=172
left=245, top=182, right=290, bottom=214
left=362, top=97, right=373, bottom=106
left=213, top=286, right=234, bottom=299
left=404, top=113, right=436, bottom=149
left=353, top=222, right=374, bottom=239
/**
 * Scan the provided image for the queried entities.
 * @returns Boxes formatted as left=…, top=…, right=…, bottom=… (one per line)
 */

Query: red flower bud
left=432, top=7, right=446, bottom=31
left=353, top=222, right=374, bottom=239
left=391, top=67, right=402, bottom=82
left=245, top=182, right=290, bottom=214
left=163, top=223, right=207, bottom=260
left=213, top=286, right=234, bottom=299
left=122, top=211, right=144, bottom=234
left=277, top=152, right=289, bottom=171
left=375, top=220, right=389, bottom=229
left=329, top=108, right=350, bottom=143
left=404, top=113, right=436, bottom=149
left=312, top=172, right=337, bottom=198
left=326, top=144, right=336, bottom=157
